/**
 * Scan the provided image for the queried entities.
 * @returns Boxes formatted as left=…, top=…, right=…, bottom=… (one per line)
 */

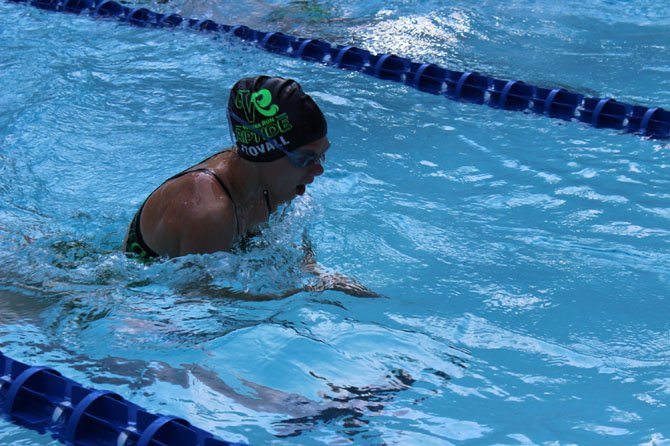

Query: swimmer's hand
left=300, top=232, right=381, bottom=298
left=304, top=267, right=382, bottom=298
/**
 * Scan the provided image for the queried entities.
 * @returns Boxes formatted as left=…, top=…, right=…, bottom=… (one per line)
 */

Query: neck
left=227, top=152, right=276, bottom=224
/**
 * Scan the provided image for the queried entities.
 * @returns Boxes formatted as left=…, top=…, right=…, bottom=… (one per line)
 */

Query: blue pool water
left=1, top=1, right=669, bottom=445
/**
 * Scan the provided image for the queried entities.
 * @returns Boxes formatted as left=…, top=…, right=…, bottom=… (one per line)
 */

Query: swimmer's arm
left=186, top=235, right=381, bottom=300
left=187, top=273, right=380, bottom=301
left=176, top=227, right=380, bottom=300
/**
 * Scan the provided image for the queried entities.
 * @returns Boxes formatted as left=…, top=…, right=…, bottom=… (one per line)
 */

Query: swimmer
left=123, top=75, right=329, bottom=259
left=123, top=75, right=378, bottom=298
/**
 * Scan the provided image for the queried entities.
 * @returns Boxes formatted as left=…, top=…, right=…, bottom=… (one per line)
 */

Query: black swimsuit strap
left=262, top=189, right=272, bottom=217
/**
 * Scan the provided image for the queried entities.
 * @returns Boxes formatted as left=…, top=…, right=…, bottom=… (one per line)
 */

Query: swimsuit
left=124, top=165, right=270, bottom=260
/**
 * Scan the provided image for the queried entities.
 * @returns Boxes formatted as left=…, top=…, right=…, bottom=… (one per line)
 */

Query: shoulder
left=144, top=171, right=238, bottom=256
left=156, top=169, right=230, bottom=207
left=175, top=173, right=238, bottom=255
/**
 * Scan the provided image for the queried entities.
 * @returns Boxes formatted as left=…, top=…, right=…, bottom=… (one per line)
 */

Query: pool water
left=1, top=1, right=669, bottom=445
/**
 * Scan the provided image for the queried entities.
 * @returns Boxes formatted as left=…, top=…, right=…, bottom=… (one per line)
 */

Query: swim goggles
left=282, top=147, right=326, bottom=169
left=227, top=110, right=325, bottom=169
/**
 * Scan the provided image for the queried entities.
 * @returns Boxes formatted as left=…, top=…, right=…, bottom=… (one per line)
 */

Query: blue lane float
left=7, top=0, right=670, bottom=140
left=0, top=351, right=247, bottom=446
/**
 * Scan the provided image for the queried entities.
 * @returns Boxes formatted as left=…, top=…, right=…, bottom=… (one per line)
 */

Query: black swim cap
left=227, top=75, right=327, bottom=162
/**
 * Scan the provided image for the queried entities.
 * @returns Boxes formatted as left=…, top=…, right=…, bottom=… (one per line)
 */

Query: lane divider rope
left=7, top=0, right=670, bottom=139
left=0, top=351, right=248, bottom=446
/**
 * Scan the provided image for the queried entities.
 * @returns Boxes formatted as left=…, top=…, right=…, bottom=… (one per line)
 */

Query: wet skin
left=136, top=137, right=330, bottom=257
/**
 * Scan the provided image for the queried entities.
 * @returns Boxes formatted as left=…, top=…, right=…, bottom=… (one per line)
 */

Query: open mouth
left=296, top=184, right=306, bottom=196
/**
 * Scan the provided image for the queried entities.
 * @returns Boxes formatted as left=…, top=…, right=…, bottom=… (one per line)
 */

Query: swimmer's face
left=273, top=136, right=330, bottom=204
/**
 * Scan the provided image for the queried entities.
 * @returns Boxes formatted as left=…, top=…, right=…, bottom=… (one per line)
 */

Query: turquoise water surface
left=1, top=1, right=669, bottom=445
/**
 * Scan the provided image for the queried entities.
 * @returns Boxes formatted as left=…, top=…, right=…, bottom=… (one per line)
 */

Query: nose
left=309, top=162, right=324, bottom=177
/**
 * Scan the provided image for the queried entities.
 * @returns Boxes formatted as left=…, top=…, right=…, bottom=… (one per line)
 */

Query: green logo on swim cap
left=250, top=89, right=279, bottom=117
left=232, top=88, right=293, bottom=148
left=236, top=89, right=279, bottom=123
